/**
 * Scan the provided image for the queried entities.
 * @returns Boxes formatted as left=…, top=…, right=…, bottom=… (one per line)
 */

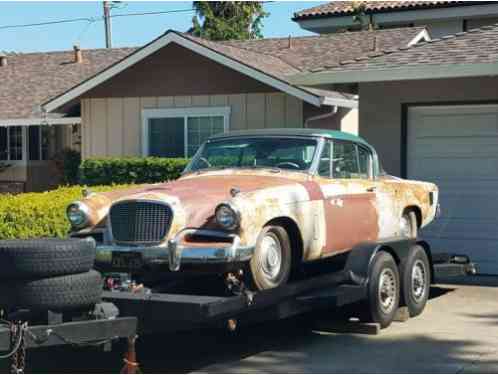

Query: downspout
left=304, top=105, right=338, bottom=128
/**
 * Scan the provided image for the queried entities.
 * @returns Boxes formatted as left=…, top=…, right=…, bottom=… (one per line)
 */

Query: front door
left=317, top=140, right=379, bottom=255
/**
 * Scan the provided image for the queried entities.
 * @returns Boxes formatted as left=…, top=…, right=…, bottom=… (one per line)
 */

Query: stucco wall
left=359, top=76, right=498, bottom=176
left=81, top=93, right=304, bottom=158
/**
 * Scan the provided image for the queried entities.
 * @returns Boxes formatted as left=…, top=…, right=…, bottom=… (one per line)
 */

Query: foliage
left=54, top=148, right=82, bottom=185
left=191, top=1, right=268, bottom=41
left=351, top=2, right=377, bottom=31
left=79, top=157, right=189, bottom=186
left=0, top=184, right=133, bottom=240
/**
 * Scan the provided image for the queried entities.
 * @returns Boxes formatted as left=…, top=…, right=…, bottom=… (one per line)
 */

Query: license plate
left=111, top=252, right=143, bottom=270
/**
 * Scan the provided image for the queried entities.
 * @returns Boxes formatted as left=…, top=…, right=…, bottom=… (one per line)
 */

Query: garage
left=407, top=104, right=498, bottom=275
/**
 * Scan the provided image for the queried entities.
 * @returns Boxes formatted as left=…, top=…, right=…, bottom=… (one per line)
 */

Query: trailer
left=0, top=238, right=475, bottom=373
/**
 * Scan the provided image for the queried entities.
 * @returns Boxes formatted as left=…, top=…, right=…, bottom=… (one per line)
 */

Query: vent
left=110, top=201, right=173, bottom=244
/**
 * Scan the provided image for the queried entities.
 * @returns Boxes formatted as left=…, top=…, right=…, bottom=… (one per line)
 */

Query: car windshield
left=187, top=137, right=319, bottom=173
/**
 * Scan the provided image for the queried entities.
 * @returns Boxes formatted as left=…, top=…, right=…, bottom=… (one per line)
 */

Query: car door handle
left=366, top=186, right=377, bottom=192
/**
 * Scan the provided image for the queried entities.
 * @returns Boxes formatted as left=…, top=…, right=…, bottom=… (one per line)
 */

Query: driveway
left=5, top=281, right=498, bottom=373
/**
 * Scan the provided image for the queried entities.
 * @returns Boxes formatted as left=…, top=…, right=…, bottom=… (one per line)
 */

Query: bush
left=79, top=157, right=189, bottom=186
left=0, top=184, right=133, bottom=240
left=54, top=148, right=82, bottom=185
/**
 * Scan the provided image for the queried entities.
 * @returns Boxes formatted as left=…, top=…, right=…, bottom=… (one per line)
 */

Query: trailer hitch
left=225, top=271, right=254, bottom=306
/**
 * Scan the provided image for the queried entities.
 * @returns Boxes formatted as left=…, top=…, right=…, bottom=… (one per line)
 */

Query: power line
left=0, top=8, right=195, bottom=31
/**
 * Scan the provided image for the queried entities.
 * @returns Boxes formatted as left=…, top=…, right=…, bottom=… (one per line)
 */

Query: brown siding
left=359, top=77, right=498, bottom=176
left=83, top=44, right=276, bottom=99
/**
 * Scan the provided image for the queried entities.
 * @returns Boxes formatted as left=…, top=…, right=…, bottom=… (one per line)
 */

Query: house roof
left=0, top=47, right=136, bottom=120
left=220, top=26, right=427, bottom=72
left=43, top=27, right=425, bottom=113
left=290, top=22, right=498, bottom=85
left=293, top=1, right=484, bottom=20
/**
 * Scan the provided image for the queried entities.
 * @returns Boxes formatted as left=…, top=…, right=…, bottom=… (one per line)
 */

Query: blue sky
left=0, top=1, right=327, bottom=53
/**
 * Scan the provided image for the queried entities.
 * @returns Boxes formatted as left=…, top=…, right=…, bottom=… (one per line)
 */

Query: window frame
left=142, top=107, right=230, bottom=158
left=318, top=139, right=374, bottom=180
left=0, top=126, right=28, bottom=165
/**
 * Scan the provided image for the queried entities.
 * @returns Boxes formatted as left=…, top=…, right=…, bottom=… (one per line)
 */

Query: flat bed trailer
left=0, top=238, right=475, bottom=373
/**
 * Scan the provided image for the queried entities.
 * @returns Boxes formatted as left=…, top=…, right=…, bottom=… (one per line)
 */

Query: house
left=0, top=46, right=134, bottom=192
left=290, top=22, right=498, bottom=275
left=41, top=27, right=427, bottom=162
left=293, top=1, right=498, bottom=38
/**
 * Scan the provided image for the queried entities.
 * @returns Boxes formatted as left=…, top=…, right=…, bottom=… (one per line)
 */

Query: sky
left=0, top=1, right=327, bottom=53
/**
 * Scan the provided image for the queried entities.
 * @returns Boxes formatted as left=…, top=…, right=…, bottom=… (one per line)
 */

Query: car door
left=317, top=140, right=379, bottom=255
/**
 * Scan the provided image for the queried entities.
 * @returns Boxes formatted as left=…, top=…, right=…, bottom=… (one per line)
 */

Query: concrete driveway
left=7, top=281, right=498, bottom=374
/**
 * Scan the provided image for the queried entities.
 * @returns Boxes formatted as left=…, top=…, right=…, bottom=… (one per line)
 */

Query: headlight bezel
left=215, top=202, right=241, bottom=231
left=66, top=202, right=90, bottom=229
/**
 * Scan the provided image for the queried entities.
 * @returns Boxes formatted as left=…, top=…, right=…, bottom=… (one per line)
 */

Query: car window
left=332, top=141, right=358, bottom=179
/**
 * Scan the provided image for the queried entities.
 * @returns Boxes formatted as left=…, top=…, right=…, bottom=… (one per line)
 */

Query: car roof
left=210, top=128, right=372, bottom=148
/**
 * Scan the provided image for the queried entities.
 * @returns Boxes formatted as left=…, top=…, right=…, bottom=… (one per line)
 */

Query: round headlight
left=215, top=203, right=240, bottom=230
left=67, top=203, right=89, bottom=228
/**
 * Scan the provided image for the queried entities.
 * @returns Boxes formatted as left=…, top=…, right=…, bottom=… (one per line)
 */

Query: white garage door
left=408, top=104, right=498, bottom=275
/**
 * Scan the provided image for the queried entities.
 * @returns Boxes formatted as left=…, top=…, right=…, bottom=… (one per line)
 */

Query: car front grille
left=109, top=200, right=173, bottom=244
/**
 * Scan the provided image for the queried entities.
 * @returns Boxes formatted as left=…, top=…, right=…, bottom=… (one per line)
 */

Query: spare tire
left=0, top=270, right=102, bottom=312
left=0, top=238, right=96, bottom=280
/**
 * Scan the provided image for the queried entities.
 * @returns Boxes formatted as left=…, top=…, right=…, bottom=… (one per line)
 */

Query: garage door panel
left=408, top=104, right=498, bottom=275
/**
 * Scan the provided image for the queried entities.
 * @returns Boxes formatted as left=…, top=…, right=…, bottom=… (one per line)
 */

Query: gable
left=83, top=43, right=276, bottom=99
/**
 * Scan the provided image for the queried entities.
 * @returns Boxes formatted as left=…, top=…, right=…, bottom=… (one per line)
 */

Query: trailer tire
left=249, top=225, right=292, bottom=291
left=364, top=251, right=400, bottom=328
left=0, top=238, right=96, bottom=280
left=0, top=270, right=102, bottom=312
left=401, top=245, right=431, bottom=317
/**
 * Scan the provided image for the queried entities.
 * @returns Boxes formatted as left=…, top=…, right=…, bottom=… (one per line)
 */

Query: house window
left=143, top=107, right=230, bottom=158
left=0, top=126, right=24, bottom=161
left=0, top=125, right=53, bottom=162
left=28, top=126, right=51, bottom=161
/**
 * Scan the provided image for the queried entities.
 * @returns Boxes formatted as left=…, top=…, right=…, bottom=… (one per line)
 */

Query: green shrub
left=0, top=184, right=133, bottom=240
left=79, top=157, right=189, bottom=186
left=54, top=148, right=82, bottom=185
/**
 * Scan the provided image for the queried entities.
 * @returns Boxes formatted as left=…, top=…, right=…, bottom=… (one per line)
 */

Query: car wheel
left=364, top=251, right=400, bottom=328
left=401, top=245, right=431, bottom=317
left=0, top=270, right=103, bottom=312
left=0, top=238, right=96, bottom=280
left=249, top=225, right=292, bottom=291
left=400, top=211, right=418, bottom=238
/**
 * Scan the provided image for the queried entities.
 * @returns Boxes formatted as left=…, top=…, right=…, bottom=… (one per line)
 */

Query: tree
left=351, top=2, right=376, bottom=31
left=191, top=2, right=268, bottom=41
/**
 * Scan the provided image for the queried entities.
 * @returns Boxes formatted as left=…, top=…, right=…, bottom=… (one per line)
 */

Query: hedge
left=0, top=185, right=133, bottom=240
left=79, top=157, right=189, bottom=186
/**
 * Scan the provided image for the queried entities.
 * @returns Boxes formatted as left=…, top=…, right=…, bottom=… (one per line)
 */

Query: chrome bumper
left=95, top=229, right=254, bottom=272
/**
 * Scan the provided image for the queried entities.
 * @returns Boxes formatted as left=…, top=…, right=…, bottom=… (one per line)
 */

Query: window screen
left=149, top=118, right=185, bottom=158
left=0, top=128, right=7, bottom=160
left=9, top=127, right=23, bottom=161
left=187, top=116, right=224, bottom=157
left=29, top=126, right=40, bottom=161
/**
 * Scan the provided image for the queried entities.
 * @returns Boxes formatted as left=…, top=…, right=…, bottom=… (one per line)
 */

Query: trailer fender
left=343, top=238, right=427, bottom=285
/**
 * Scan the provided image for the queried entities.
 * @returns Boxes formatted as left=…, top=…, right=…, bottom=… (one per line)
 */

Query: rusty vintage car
left=67, top=129, right=439, bottom=292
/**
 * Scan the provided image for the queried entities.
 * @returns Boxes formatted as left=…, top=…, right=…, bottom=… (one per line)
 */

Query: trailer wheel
left=401, top=245, right=431, bottom=317
left=0, top=270, right=102, bottom=312
left=364, top=251, right=400, bottom=328
left=249, top=225, right=292, bottom=291
left=0, top=238, right=96, bottom=280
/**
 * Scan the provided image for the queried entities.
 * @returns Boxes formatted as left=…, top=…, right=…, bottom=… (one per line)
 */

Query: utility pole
left=103, top=1, right=112, bottom=48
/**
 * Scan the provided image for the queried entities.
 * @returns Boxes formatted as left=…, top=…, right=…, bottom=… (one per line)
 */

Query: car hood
left=82, top=169, right=310, bottom=229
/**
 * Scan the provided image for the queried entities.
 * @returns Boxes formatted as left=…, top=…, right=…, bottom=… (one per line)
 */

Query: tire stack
left=0, top=238, right=102, bottom=313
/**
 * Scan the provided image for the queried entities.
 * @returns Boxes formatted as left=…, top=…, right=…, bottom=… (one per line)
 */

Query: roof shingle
left=0, top=47, right=136, bottom=119
left=293, top=1, right=482, bottom=20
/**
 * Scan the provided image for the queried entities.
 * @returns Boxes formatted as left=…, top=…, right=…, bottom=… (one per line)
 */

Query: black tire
left=249, top=225, right=292, bottom=291
left=0, top=270, right=102, bottom=312
left=0, top=238, right=96, bottom=280
left=364, top=251, right=400, bottom=329
left=401, top=245, right=431, bottom=317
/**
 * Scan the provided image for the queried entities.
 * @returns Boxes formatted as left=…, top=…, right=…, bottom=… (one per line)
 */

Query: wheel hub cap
left=260, top=234, right=282, bottom=281
left=412, top=260, right=427, bottom=302
left=378, top=268, right=396, bottom=313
